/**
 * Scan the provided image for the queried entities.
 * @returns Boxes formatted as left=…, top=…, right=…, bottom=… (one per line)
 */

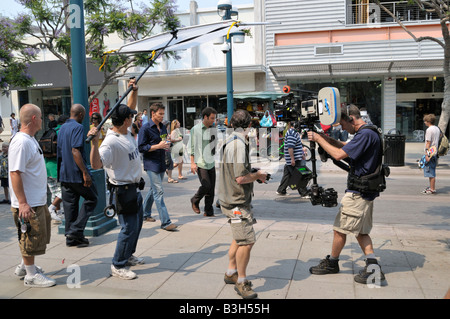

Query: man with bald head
left=9, top=104, right=56, bottom=287
left=57, top=104, right=98, bottom=247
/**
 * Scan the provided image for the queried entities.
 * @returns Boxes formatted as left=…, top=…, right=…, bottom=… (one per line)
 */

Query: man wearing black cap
left=89, top=79, right=144, bottom=280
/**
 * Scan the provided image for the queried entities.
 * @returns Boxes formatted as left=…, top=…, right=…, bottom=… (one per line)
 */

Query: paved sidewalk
left=0, top=143, right=449, bottom=300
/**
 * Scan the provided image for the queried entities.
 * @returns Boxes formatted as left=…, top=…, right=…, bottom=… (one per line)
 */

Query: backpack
left=39, top=128, right=58, bottom=158
left=438, top=128, right=449, bottom=157
left=0, top=155, right=7, bottom=179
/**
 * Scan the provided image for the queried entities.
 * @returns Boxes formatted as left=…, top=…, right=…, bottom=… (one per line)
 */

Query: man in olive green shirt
left=218, top=110, right=267, bottom=299
left=190, top=107, right=217, bottom=216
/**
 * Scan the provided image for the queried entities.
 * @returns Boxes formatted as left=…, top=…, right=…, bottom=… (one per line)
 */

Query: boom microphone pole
left=85, top=30, right=179, bottom=143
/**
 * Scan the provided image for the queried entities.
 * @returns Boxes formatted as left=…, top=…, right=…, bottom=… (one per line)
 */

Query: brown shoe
left=191, top=198, right=200, bottom=214
left=224, top=272, right=238, bottom=284
left=234, top=280, right=257, bottom=299
left=164, top=224, right=177, bottom=231
left=203, top=213, right=215, bottom=217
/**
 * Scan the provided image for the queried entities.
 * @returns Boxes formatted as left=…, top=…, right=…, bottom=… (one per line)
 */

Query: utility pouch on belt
left=115, top=184, right=138, bottom=215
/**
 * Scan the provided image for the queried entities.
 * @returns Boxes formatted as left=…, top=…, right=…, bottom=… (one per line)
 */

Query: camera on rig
left=281, top=85, right=342, bottom=208
left=251, top=168, right=271, bottom=184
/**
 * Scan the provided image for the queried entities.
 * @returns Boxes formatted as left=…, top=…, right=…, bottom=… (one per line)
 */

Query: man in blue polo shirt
left=138, top=102, right=177, bottom=231
left=307, top=104, right=386, bottom=286
left=57, top=104, right=98, bottom=247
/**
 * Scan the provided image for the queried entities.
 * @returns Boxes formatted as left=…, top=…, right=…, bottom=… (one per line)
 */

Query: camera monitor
left=317, top=87, right=340, bottom=126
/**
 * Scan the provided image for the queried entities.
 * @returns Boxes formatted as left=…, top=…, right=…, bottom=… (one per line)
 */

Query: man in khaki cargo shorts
left=9, top=104, right=55, bottom=288
left=218, top=110, right=267, bottom=299
left=307, top=104, right=386, bottom=286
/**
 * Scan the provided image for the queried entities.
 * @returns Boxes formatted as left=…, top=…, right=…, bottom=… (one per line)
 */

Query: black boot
left=354, top=258, right=386, bottom=285
left=309, top=255, right=340, bottom=275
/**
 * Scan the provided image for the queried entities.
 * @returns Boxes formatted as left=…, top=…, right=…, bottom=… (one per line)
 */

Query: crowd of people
left=3, top=78, right=445, bottom=298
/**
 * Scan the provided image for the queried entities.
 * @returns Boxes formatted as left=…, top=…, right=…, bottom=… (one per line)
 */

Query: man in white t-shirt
left=89, top=79, right=144, bottom=280
left=422, top=113, right=441, bottom=194
left=9, top=104, right=56, bottom=288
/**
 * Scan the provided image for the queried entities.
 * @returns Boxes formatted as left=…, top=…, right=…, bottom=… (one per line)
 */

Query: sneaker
left=224, top=272, right=238, bottom=284
left=234, top=280, right=257, bottom=299
left=24, top=273, right=56, bottom=288
left=276, top=191, right=288, bottom=196
left=421, top=188, right=436, bottom=195
left=111, top=265, right=137, bottom=280
left=49, top=208, right=62, bottom=223
left=127, top=255, right=145, bottom=266
left=15, top=264, right=44, bottom=278
left=354, top=258, right=386, bottom=285
left=164, top=223, right=178, bottom=231
left=144, top=216, right=156, bottom=222
left=309, top=255, right=340, bottom=275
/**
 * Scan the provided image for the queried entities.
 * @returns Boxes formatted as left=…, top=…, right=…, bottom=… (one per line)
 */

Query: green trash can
left=383, top=129, right=406, bottom=166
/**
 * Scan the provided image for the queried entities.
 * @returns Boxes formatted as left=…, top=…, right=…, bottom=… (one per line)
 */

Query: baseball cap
left=111, top=104, right=137, bottom=121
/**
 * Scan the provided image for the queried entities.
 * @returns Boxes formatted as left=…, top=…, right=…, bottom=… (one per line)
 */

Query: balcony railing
left=347, top=1, right=438, bottom=25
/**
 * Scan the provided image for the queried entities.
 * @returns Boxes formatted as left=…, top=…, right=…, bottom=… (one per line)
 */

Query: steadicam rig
left=281, top=86, right=341, bottom=207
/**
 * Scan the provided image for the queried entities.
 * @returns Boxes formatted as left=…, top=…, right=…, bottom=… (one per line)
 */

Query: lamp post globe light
left=217, top=0, right=241, bottom=122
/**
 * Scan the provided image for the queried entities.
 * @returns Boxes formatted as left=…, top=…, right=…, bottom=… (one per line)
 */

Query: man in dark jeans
left=190, top=107, right=217, bottom=217
left=57, top=104, right=98, bottom=247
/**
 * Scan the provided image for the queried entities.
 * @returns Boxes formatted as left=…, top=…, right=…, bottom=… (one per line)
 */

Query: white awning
left=269, top=59, right=444, bottom=79
left=114, top=20, right=244, bottom=55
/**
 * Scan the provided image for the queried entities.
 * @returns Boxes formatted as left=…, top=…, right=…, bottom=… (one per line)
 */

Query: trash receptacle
left=384, top=129, right=406, bottom=166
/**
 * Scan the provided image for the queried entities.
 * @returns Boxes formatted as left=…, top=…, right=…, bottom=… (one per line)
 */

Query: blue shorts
left=424, top=157, right=437, bottom=178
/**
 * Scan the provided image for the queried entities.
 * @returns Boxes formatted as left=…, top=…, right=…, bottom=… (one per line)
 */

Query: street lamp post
left=62, top=0, right=116, bottom=237
left=217, top=0, right=239, bottom=122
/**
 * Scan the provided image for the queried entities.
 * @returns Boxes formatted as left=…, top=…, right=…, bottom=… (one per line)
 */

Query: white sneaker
left=49, top=206, right=62, bottom=223
left=127, top=255, right=145, bottom=266
left=24, top=273, right=56, bottom=288
left=14, top=264, right=44, bottom=277
left=111, top=265, right=137, bottom=280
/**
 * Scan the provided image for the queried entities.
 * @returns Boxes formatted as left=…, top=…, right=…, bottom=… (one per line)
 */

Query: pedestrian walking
left=276, top=121, right=309, bottom=197
left=138, top=103, right=177, bottom=231
left=190, top=107, right=217, bottom=217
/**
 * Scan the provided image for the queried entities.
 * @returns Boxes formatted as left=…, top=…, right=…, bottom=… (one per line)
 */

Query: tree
left=5, top=0, right=180, bottom=102
left=373, top=0, right=449, bottom=134
left=0, top=16, right=36, bottom=95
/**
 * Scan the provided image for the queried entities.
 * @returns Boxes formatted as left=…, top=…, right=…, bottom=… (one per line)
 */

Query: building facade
left=264, top=0, right=448, bottom=140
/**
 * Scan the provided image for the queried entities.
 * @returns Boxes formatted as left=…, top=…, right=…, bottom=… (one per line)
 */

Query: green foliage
left=2, top=0, right=180, bottom=96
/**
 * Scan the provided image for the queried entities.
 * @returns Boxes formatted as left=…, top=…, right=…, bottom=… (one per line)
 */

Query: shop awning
left=269, top=58, right=444, bottom=80
left=225, top=91, right=286, bottom=101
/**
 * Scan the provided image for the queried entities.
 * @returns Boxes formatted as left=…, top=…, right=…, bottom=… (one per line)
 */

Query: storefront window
left=396, top=77, right=445, bottom=141
left=184, top=96, right=207, bottom=129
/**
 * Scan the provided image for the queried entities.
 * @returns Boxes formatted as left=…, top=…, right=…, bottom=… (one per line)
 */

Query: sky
left=0, top=0, right=253, bottom=17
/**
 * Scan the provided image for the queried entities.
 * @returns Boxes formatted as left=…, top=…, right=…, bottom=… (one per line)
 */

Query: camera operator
left=218, top=109, right=267, bottom=299
left=307, top=104, right=386, bottom=285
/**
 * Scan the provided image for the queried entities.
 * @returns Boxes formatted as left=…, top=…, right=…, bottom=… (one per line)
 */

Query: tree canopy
left=0, top=0, right=180, bottom=99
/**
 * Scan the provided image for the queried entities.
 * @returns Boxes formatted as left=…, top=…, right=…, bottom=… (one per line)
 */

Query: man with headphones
left=307, top=104, right=386, bottom=286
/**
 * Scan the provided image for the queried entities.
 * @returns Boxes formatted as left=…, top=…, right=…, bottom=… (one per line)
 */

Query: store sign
left=187, top=107, right=196, bottom=113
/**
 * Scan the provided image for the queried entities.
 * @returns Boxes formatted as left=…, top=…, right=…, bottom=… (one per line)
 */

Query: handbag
left=260, top=111, right=273, bottom=128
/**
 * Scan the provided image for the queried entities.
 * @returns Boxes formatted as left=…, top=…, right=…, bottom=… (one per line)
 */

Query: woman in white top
left=170, top=119, right=186, bottom=180
left=10, top=113, right=18, bottom=137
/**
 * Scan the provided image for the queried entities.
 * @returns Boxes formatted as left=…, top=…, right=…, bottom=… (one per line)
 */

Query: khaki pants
left=221, top=205, right=256, bottom=245
left=333, top=192, right=374, bottom=236
left=12, top=205, right=51, bottom=257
